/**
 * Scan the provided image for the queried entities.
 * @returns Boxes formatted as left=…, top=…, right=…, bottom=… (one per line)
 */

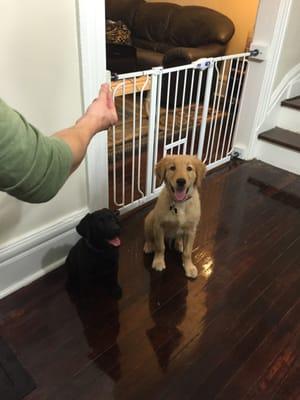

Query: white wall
left=273, top=0, right=300, bottom=89
left=0, top=0, right=109, bottom=298
left=0, top=0, right=98, bottom=297
left=0, top=0, right=88, bottom=246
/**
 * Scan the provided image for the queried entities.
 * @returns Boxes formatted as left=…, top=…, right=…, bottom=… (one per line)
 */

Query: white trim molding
left=233, top=0, right=293, bottom=159
left=257, top=63, right=300, bottom=132
left=76, top=0, right=109, bottom=211
left=0, top=208, right=88, bottom=299
left=253, top=0, right=294, bottom=134
left=269, top=63, right=300, bottom=114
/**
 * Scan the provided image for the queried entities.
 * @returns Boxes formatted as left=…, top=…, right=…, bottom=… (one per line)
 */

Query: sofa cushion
left=133, top=3, right=179, bottom=44
left=136, top=48, right=164, bottom=70
left=163, top=44, right=226, bottom=67
left=169, top=6, right=234, bottom=46
left=107, top=44, right=137, bottom=74
left=133, top=37, right=172, bottom=54
left=132, top=3, right=234, bottom=47
left=105, top=0, right=144, bottom=27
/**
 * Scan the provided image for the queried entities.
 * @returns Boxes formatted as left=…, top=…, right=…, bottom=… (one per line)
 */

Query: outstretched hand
left=54, top=83, right=118, bottom=173
left=76, top=83, right=118, bottom=136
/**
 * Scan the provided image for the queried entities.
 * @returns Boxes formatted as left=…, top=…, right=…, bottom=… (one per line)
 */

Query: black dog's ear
left=114, top=209, right=120, bottom=217
left=76, top=213, right=92, bottom=238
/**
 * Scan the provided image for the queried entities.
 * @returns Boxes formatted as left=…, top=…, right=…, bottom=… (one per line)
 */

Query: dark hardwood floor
left=0, top=160, right=300, bottom=400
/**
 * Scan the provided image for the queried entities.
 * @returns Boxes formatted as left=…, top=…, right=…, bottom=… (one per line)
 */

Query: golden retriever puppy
left=144, top=155, right=206, bottom=278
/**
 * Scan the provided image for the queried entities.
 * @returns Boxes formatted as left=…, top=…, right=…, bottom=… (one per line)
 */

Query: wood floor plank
left=142, top=249, right=300, bottom=400
left=215, top=300, right=300, bottom=400
left=245, top=329, right=300, bottom=399
left=52, top=206, right=300, bottom=399
left=272, top=354, right=300, bottom=400
left=0, top=160, right=299, bottom=400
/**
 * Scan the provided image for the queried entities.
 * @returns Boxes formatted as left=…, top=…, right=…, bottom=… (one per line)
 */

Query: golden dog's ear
left=155, top=156, right=171, bottom=186
left=193, top=158, right=206, bottom=187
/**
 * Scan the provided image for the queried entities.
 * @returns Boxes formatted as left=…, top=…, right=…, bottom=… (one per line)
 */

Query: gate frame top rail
left=112, top=50, right=259, bottom=81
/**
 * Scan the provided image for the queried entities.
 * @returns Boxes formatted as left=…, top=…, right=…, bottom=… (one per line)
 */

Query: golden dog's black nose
left=176, top=178, right=186, bottom=188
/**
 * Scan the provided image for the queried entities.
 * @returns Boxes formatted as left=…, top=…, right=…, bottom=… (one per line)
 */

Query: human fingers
left=98, top=83, right=109, bottom=103
left=106, top=87, right=115, bottom=110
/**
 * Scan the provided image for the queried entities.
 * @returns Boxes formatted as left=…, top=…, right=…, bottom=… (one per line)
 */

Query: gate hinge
left=192, top=58, right=213, bottom=71
left=111, top=72, right=119, bottom=81
left=230, top=151, right=240, bottom=160
left=250, top=49, right=259, bottom=57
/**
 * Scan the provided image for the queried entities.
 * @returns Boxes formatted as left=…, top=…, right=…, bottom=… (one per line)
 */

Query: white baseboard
left=255, top=140, right=300, bottom=175
left=0, top=208, right=88, bottom=299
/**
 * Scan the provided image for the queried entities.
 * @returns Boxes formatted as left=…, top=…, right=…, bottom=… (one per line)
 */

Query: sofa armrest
left=163, top=44, right=226, bottom=67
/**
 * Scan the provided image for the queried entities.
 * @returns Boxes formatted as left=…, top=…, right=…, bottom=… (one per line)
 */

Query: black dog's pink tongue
left=107, top=237, right=121, bottom=247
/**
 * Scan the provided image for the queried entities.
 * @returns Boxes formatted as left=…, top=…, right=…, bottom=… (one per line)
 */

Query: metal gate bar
left=108, top=51, right=255, bottom=213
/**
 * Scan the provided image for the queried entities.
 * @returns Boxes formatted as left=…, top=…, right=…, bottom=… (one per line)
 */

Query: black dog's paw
left=110, top=284, right=123, bottom=299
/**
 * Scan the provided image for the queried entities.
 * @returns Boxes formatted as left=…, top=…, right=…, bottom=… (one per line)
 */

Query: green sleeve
left=0, top=98, right=73, bottom=203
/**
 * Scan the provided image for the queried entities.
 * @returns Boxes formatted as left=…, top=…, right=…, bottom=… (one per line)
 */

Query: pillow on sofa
left=106, top=20, right=132, bottom=46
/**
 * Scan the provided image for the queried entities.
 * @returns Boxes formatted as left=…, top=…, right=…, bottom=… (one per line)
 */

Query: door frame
left=233, top=0, right=293, bottom=159
left=76, top=0, right=109, bottom=212
left=77, top=0, right=293, bottom=211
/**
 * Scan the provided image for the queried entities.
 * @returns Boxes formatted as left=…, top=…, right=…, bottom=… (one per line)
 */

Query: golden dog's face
left=156, top=155, right=206, bottom=201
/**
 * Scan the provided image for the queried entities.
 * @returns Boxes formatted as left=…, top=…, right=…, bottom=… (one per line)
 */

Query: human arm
left=54, top=83, right=118, bottom=173
left=0, top=84, right=117, bottom=203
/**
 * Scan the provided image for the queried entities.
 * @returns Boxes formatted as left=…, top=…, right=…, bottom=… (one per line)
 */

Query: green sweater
left=0, top=98, right=73, bottom=203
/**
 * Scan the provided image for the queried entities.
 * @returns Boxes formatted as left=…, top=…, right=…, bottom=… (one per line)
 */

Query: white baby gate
left=108, top=51, right=257, bottom=214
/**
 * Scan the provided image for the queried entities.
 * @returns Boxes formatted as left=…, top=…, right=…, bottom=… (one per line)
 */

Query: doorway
left=77, top=0, right=291, bottom=212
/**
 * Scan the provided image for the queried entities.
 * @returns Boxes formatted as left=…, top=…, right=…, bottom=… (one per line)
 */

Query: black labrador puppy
left=65, top=208, right=122, bottom=298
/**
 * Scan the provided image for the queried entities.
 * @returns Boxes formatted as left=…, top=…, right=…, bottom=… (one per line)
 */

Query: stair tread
left=258, top=127, right=300, bottom=152
left=281, top=96, right=300, bottom=110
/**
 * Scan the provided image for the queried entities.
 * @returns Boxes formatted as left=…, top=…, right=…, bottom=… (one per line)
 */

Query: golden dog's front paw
left=184, top=263, right=198, bottom=279
left=152, top=257, right=166, bottom=272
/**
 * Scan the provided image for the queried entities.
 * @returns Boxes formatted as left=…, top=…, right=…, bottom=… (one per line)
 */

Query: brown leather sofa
left=106, top=0, right=235, bottom=71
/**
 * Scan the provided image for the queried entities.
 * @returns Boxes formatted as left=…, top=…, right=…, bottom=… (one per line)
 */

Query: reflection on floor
left=0, top=160, right=300, bottom=400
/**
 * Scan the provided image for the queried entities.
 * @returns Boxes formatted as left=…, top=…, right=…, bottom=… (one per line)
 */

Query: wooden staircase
left=258, top=127, right=300, bottom=153
left=281, top=95, right=300, bottom=111
left=257, top=96, right=300, bottom=174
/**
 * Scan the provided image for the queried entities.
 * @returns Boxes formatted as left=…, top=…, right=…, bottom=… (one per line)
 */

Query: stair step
left=258, top=127, right=300, bottom=152
left=281, top=96, right=300, bottom=110
left=278, top=105, right=300, bottom=132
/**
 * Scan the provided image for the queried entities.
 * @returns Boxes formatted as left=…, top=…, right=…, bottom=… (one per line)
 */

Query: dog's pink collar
left=169, top=195, right=192, bottom=214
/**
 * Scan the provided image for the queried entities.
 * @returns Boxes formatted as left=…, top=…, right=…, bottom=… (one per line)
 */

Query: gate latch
left=192, top=58, right=213, bottom=71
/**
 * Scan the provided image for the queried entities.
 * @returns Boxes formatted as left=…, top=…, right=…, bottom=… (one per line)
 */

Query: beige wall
left=0, top=0, right=87, bottom=246
left=273, top=0, right=300, bottom=89
left=147, top=0, right=260, bottom=55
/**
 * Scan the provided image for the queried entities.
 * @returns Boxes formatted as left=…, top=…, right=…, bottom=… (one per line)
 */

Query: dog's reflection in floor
left=69, top=288, right=121, bottom=382
left=146, top=251, right=188, bottom=372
